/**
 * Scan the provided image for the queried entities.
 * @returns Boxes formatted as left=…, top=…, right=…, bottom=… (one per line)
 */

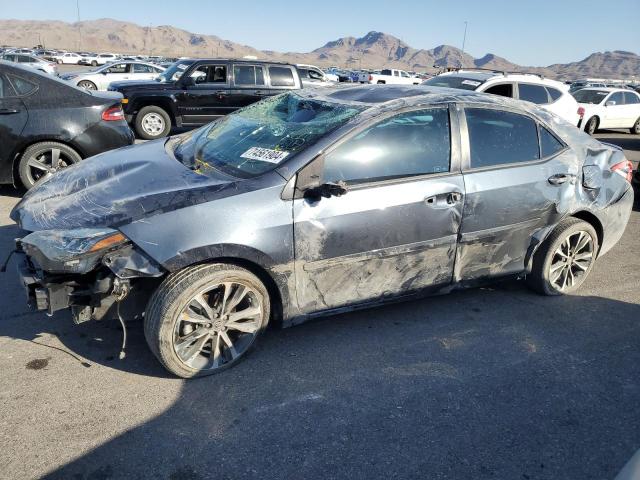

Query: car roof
left=187, top=58, right=295, bottom=66
left=299, top=84, right=529, bottom=110
left=578, top=87, right=626, bottom=93
left=438, top=70, right=566, bottom=87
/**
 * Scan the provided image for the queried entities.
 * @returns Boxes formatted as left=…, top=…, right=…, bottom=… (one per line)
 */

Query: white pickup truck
left=367, top=69, right=421, bottom=85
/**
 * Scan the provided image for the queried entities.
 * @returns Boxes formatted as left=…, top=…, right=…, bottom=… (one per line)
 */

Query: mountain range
left=0, top=18, right=638, bottom=79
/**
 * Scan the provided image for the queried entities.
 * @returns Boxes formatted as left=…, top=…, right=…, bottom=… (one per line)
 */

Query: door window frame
left=291, top=103, right=462, bottom=198
left=458, top=103, right=568, bottom=173
left=231, top=64, right=266, bottom=88
left=186, top=62, right=229, bottom=88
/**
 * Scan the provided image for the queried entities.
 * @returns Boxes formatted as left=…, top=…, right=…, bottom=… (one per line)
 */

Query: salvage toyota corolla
left=10, top=85, right=634, bottom=378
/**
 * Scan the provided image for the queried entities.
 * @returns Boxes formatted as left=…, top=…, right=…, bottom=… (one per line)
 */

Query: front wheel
left=527, top=218, right=598, bottom=295
left=144, top=263, right=271, bottom=378
left=134, top=106, right=172, bottom=140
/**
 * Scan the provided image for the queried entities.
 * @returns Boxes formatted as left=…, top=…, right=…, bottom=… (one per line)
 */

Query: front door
left=0, top=73, right=28, bottom=183
left=293, top=106, right=464, bottom=313
left=602, top=92, right=626, bottom=128
left=457, top=106, right=574, bottom=280
left=177, top=63, right=231, bottom=125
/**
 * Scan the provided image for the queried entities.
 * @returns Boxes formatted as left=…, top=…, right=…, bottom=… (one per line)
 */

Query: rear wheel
left=91, top=60, right=98, bottom=66
left=630, top=117, right=640, bottom=135
left=134, top=105, right=172, bottom=140
left=18, top=141, right=82, bottom=189
left=144, top=263, right=270, bottom=378
left=527, top=218, right=598, bottom=295
left=584, top=116, right=598, bottom=135
left=77, top=80, right=97, bottom=90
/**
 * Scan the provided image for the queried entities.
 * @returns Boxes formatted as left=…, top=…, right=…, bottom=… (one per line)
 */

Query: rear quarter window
left=546, top=87, right=562, bottom=102
left=7, top=74, right=37, bottom=96
left=268, top=66, right=295, bottom=87
left=518, top=83, right=550, bottom=104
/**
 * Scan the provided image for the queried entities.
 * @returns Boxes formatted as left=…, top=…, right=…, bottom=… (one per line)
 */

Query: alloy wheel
left=141, top=113, right=165, bottom=136
left=172, top=282, right=264, bottom=371
left=25, top=148, right=73, bottom=185
left=78, top=80, right=97, bottom=90
left=549, top=230, right=595, bottom=291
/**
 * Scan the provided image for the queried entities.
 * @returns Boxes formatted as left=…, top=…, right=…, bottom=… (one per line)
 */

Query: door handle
left=0, top=108, right=19, bottom=115
left=255, top=90, right=267, bottom=96
left=548, top=173, right=576, bottom=185
left=424, top=192, right=463, bottom=208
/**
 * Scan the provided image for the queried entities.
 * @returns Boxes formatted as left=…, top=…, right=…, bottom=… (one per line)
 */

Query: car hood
left=109, top=80, right=174, bottom=91
left=10, top=139, right=245, bottom=232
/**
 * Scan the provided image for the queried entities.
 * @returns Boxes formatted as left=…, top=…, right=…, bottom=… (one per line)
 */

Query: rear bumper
left=597, top=186, right=634, bottom=256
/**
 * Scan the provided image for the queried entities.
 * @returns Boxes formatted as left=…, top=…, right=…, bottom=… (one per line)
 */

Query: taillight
left=369, top=74, right=373, bottom=81
left=577, top=107, right=585, bottom=119
left=102, top=105, right=124, bottom=122
left=611, top=160, right=633, bottom=182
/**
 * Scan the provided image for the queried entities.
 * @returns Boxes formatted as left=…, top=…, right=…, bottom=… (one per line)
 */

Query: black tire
left=77, top=80, right=97, bottom=90
left=144, top=263, right=271, bottom=378
left=584, top=116, right=598, bottom=135
left=91, top=60, right=97, bottom=67
left=527, top=218, right=599, bottom=296
left=377, top=80, right=385, bottom=85
left=18, top=141, right=82, bottom=189
left=630, top=117, right=640, bottom=135
left=134, top=105, right=172, bottom=140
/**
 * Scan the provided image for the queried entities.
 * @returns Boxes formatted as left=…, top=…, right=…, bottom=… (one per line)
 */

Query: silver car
left=60, top=61, right=166, bottom=90
left=1, top=53, right=57, bottom=75
left=11, top=85, right=635, bottom=378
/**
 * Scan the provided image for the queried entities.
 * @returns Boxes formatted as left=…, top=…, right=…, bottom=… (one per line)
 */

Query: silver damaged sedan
left=10, top=85, right=635, bottom=377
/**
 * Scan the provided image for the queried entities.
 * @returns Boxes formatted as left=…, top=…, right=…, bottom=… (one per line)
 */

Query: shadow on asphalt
left=1, top=265, right=639, bottom=478
left=597, top=130, right=640, bottom=153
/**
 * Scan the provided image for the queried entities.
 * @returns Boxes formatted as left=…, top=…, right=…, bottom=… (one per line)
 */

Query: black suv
left=109, top=59, right=303, bottom=139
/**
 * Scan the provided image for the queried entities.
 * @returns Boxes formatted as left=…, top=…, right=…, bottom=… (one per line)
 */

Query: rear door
left=457, top=106, right=571, bottom=280
left=229, top=64, right=269, bottom=108
left=0, top=73, right=28, bottom=183
left=132, top=63, right=163, bottom=81
left=293, top=105, right=464, bottom=313
left=176, top=63, right=232, bottom=125
left=481, top=82, right=515, bottom=99
left=622, top=91, right=640, bottom=127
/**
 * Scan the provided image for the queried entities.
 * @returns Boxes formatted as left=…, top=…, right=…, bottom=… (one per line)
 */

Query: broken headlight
left=20, top=228, right=129, bottom=273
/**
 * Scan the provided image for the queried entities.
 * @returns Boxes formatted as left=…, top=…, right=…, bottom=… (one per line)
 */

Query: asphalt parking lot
left=0, top=122, right=639, bottom=479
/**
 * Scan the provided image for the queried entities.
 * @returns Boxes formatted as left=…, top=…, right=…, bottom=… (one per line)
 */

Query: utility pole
left=76, top=0, right=82, bottom=51
left=461, top=21, right=468, bottom=55
left=148, top=23, right=152, bottom=56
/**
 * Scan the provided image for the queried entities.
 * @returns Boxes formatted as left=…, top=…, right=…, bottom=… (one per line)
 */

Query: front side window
left=400, top=71, right=410, bottom=78
left=233, top=65, right=265, bottom=86
left=465, top=108, right=539, bottom=168
left=173, top=93, right=364, bottom=178
left=323, top=108, right=451, bottom=184
left=518, top=83, right=550, bottom=104
left=191, top=64, right=227, bottom=84
left=269, top=66, right=295, bottom=87
left=607, top=92, right=625, bottom=105
left=106, top=63, right=129, bottom=74
left=484, top=83, right=513, bottom=98
left=308, top=69, right=324, bottom=81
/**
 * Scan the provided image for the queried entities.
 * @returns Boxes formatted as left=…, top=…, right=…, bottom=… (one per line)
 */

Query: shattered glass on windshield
left=174, top=93, right=365, bottom=178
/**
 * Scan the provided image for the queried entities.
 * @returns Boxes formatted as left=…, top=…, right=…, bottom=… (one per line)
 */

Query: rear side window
left=623, top=92, right=640, bottom=104
left=465, top=108, right=540, bottom=168
left=540, top=126, right=565, bottom=157
left=7, top=74, right=37, bottom=96
left=268, top=66, right=295, bottom=87
left=233, top=65, right=265, bottom=86
left=547, top=87, right=562, bottom=101
left=323, top=108, right=451, bottom=184
left=518, top=84, right=550, bottom=104
left=133, top=64, right=153, bottom=73
left=608, top=92, right=625, bottom=105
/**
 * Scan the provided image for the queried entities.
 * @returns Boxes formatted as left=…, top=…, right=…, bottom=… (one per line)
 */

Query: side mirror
left=304, top=182, right=348, bottom=200
left=181, top=76, right=196, bottom=87
left=605, top=100, right=616, bottom=107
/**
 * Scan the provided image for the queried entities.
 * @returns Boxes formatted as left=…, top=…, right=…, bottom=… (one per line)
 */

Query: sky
left=1, top=0, right=638, bottom=66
